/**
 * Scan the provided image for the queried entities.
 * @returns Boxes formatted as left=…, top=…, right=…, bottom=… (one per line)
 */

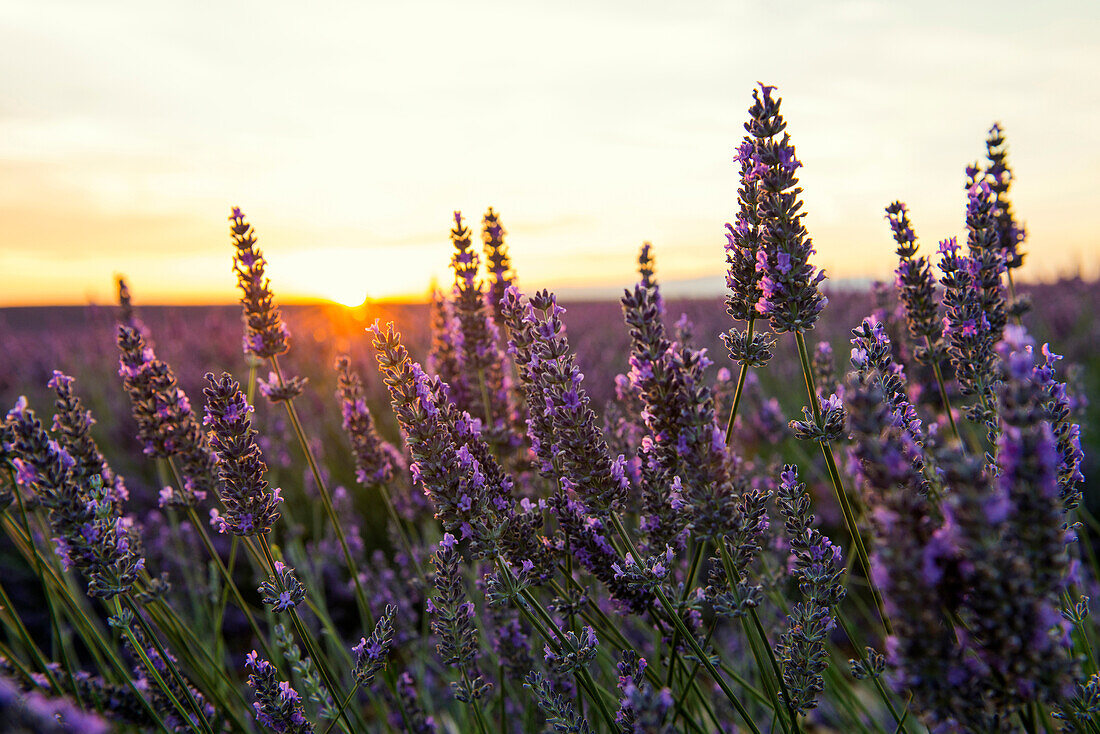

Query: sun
left=326, top=283, right=367, bottom=308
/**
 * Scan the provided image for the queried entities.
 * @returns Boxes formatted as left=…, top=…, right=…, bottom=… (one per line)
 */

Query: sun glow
left=268, top=245, right=444, bottom=308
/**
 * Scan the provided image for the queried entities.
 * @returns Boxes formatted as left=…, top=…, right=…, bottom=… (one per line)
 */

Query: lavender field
left=1, top=83, right=1097, bottom=734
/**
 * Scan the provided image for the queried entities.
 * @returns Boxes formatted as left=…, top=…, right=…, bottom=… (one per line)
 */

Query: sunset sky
left=2, top=1, right=1098, bottom=306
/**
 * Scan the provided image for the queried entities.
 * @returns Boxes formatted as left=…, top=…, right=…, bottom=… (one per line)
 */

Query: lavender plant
left=0, top=83, right=1094, bottom=734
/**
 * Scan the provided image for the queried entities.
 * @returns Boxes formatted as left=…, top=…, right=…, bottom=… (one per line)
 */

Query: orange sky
left=2, top=1, right=1098, bottom=306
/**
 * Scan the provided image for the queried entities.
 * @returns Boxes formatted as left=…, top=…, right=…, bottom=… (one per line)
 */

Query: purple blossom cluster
left=203, top=371, right=283, bottom=536
left=245, top=651, right=313, bottom=733
left=334, top=354, right=402, bottom=487
left=4, top=396, right=144, bottom=598
left=230, top=207, right=290, bottom=359
left=746, top=84, right=827, bottom=334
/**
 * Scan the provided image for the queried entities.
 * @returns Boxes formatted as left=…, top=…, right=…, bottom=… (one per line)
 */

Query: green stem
left=181, top=503, right=279, bottom=667
left=321, top=682, right=362, bottom=734
left=122, top=594, right=215, bottom=734
left=925, top=336, right=962, bottom=445
left=794, top=330, right=891, bottom=637
left=270, top=356, right=376, bottom=632
left=724, top=317, right=756, bottom=444
left=714, top=538, right=796, bottom=733
left=665, top=540, right=706, bottom=688
left=607, top=513, right=761, bottom=734
left=256, top=535, right=356, bottom=734
left=110, top=596, right=202, bottom=733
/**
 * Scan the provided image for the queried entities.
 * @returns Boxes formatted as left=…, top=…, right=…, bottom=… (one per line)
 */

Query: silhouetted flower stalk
left=116, top=276, right=142, bottom=333
left=984, top=123, right=1029, bottom=321
left=116, top=324, right=216, bottom=507
left=885, top=201, right=961, bottom=443
left=481, top=207, right=514, bottom=330
left=335, top=355, right=424, bottom=579
left=228, top=209, right=380, bottom=643
left=722, top=131, right=775, bottom=443
left=449, top=211, right=518, bottom=450
left=230, top=207, right=289, bottom=360
left=745, top=82, right=890, bottom=637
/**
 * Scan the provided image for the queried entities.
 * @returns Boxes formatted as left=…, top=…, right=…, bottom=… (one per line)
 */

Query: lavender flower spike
left=203, top=372, right=283, bottom=536
left=885, top=202, right=942, bottom=355
left=749, top=83, right=827, bottom=333
left=5, top=398, right=144, bottom=599
left=481, top=206, right=514, bottom=326
left=428, top=533, right=490, bottom=703
left=353, top=604, right=396, bottom=688
left=49, top=371, right=128, bottom=503
left=116, top=324, right=217, bottom=506
left=775, top=464, right=845, bottom=714
left=335, top=355, right=400, bottom=486
left=246, top=651, right=314, bottom=733
left=230, top=207, right=290, bottom=359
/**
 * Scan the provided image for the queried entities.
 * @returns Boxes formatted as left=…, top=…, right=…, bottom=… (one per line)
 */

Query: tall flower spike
left=203, top=372, right=283, bottom=536
left=481, top=207, right=514, bottom=326
left=844, top=360, right=988, bottom=731
left=5, top=399, right=144, bottom=599
left=523, top=672, right=593, bottom=734
left=428, top=534, right=490, bottom=703
left=885, top=202, right=942, bottom=356
left=372, top=321, right=554, bottom=572
left=938, top=234, right=1001, bottom=439
left=963, top=174, right=1008, bottom=342
left=622, top=243, right=736, bottom=541
left=775, top=464, right=845, bottom=715
left=749, top=83, right=827, bottom=333
left=230, top=207, right=290, bottom=359
left=621, top=244, right=686, bottom=550
left=49, top=371, right=128, bottom=503
left=957, top=326, right=1074, bottom=709
left=849, top=317, right=932, bottom=493
left=117, top=276, right=143, bottom=333
left=427, top=287, right=466, bottom=400
left=353, top=604, right=397, bottom=688
left=500, top=286, right=628, bottom=514
left=116, top=325, right=215, bottom=506
left=1035, top=345, right=1085, bottom=512
left=335, top=355, right=401, bottom=486
left=245, top=651, right=314, bottom=734
left=984, top=123, right=1025, bottom=272
left=449, top=211, right=512, bottom=440
left=723, top=134, right=776, bottom=371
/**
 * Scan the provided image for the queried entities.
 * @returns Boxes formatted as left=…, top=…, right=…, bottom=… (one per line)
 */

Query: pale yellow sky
left=1, top=1, right=1098, bottom=306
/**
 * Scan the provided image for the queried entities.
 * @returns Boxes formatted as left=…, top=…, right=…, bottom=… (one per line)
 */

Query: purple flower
left=203, top=372, right=282, bottom=536
left=229, top=208, right=290, bottom=359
